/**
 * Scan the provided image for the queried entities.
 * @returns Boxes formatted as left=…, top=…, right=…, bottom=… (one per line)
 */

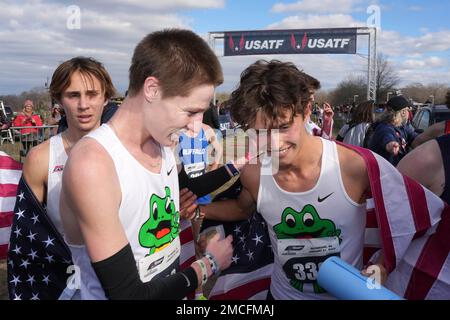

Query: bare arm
left=60, top=139, right=126, bottom=261
left=411, top=121, right=445, bottom=149
left=200, top=164, right=259, bottom=221
left=22, top=141, right=49, bottom=204
left=397, top=139, right=444, bottom=196
left=200, top=187, right=256, bottom=221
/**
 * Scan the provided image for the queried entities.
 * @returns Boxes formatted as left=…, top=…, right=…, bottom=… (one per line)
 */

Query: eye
left=152, top=202, right=158, bottom=220
left=285, top=214, right=296, bottom=228
left=87, top=91, right=99, bottom=98
left=165, top=198, right=172, bottom=214
left=303, top=212, right=314, bottom=227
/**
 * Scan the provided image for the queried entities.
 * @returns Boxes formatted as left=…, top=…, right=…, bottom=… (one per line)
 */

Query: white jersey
left=257, top=138, right=366, bottom=300
left=67, top=124, right=181, bottom=300
left=338, top=123, right=371, bottom=147
left=46, top=134, right=68, bottom=237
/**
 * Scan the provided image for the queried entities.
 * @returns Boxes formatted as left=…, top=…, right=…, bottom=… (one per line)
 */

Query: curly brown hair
left=228, top=60, right=318, bottom=129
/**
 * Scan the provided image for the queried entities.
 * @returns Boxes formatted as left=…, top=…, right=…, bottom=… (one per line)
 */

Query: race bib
left=277, top=237, right=340, bottom=293
left=138, top=237, right=181, bottom=283
left=184, top=162, right=206, bottom=178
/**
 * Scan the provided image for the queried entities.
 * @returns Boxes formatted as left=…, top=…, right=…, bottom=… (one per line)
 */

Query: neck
left=63, top=126, right=95, bottom=147
left=280, top=135, right=322, bottom=176
left=109, top=96, right=156, bottom=149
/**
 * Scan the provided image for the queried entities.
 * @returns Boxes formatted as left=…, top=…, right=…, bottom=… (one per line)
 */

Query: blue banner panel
left=224, top=28, right=357, bottom=56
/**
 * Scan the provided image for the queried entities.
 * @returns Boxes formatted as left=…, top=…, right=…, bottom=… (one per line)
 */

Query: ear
left=143, top=76, right=160, bottom=103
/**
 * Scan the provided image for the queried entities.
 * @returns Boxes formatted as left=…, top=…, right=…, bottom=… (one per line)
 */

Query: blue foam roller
left=317, top=256, right=403, bottom=300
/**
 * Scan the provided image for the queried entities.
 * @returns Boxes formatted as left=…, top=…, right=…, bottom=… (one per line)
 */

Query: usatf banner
left=224, top=28, right=357, bottom=56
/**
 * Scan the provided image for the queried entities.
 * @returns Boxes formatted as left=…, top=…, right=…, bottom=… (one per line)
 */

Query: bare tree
left=401, top=83, right=448, bottom=104
left=330, top=75, right=367, bottom=106
left=313, top=89, right=332, bottom=105
left=376, top=53, right=401, bottom=103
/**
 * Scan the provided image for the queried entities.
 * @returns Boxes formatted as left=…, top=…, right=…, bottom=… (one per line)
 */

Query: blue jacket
left=368, top=122, right=418, bottom=166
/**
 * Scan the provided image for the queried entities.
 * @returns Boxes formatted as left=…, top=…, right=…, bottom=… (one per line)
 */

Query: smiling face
left=59, top=70, right=107, bottom=133
left=252, top=108, right=309, bottom=169
left=142, top=83, right=214, bottom=147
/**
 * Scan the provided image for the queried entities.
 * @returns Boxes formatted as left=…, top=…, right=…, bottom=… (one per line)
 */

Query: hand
left=196, top=233, right=208, bottom=255
left=179, top=188, right=197, bottom=219
left=205, top=233, right=233, bottom=271
left=323, top=102, right=334, bottom=119
left=361, top=263, right=388, bottom=286
left=386, top=141, right=400, bottom=155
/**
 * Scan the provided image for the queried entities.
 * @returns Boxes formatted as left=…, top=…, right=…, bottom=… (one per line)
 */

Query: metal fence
left=1, top=125, right=58, bottom=161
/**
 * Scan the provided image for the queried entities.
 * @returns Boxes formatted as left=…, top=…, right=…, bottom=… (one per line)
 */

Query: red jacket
left=13, top=113, right=43, bottom=134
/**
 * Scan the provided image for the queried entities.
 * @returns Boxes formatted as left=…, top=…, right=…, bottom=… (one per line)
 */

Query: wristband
left=193, top=206, right=203, bottom=221
left=225, top=162, right=239, bottom=177
left=193, top=259, right=208, bottom=286
left=204, top=251, right=219, bottom=275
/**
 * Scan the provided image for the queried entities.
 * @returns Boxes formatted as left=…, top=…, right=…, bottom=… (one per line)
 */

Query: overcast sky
left=1, top=0, right=449, bottom=95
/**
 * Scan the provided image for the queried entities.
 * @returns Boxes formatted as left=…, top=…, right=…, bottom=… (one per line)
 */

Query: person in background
left=336, top=100, right=374, bottom=147
left=13, top=99, right=43, bottom=155
left=7, top=56, right=116, bottom=300
left=368, top=96, right=418, bottom=166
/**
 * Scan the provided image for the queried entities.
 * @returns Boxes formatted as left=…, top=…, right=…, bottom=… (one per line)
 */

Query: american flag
left=0, top=151, right=22, bottom=259
left=202, top=180, right=273, bottom=300
left=6, top=176, right=74, bottom=300
left=203, top=144, right=450, bottom=300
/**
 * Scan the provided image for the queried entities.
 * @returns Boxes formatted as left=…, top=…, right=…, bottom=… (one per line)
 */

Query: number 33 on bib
left=274, top=204, right=342, bottom=294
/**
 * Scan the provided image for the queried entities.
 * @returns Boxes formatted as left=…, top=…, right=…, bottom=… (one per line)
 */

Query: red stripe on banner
left=366, top=209, right=377, bottom=228
left=404, top=206, right=450, bottom=300
left=179, top=226, right=194, bottom=245
left=0, top=155, right=22, bottom=170
left=403, top=175, right=431, bottom=239
left=210, top=278, right=271, bottom=300
left=363, top=247, right=380, bottom=266
left=0, top=211, right=14, bottom=228
left=336, top=142, right=396, bottom=272
left=0, top=243, right=8, bottom=260
left=0, top=184, right=19, bottom=197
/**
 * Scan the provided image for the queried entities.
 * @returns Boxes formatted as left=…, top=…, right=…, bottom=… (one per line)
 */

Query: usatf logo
left=291, top=32, right=351, bottom=50
left=229, top=34, right=285, bottom=51
left=228, top=34, right=245, bottom=52
left=52, top=165, right=64, bottom=173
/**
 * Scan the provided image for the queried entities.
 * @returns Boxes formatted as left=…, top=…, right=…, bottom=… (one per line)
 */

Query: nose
left=187, top=114, right=204, bottom=133
left=78, top=94, right=89, bottom=110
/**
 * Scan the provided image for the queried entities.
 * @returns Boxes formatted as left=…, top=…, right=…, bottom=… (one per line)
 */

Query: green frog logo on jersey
left=139, top=187, right=179, bottom=255
left=273, top=204, right=341, bottom=294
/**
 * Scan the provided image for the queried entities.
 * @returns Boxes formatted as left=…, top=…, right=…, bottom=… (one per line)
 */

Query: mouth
left=77, top=115, right=93, bottom=123
left=147, top=220, right=172, bottom=239
left=272, top=144, right=294, bottom=155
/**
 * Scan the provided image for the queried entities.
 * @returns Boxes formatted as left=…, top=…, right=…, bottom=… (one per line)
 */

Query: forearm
left=92, top=244, right=212, bottom=300
left=201, top=199, right=254, bottom=221
left=178, top=165, right=232, bottom=198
